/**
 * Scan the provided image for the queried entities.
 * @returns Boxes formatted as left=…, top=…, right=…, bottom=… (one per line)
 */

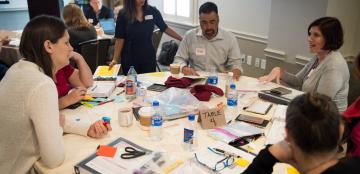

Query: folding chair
left=152, top=29, right=163, bottom=72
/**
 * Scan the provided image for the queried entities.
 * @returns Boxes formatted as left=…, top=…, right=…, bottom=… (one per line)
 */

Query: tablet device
left=147, top=84, right=168, bottom=92
left=99, top=19, right=115, bottom=35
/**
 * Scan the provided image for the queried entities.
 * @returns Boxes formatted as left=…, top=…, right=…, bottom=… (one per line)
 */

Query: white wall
left=327, top=0, right=360, bottom=57
left=0, top=0, right=29, bottom=30
left=266, top=0, right=328, bottom=62
left=198, top=0, right=271, bottom=38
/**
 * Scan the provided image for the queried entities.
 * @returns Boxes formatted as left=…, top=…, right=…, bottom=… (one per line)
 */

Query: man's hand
left=182, top=66, right=199, bottom=76
left=87, top=120, right=112, bottom=138
left=231, top=69, right=242, bottom=81
left=68, top=87, right=87, bottom=103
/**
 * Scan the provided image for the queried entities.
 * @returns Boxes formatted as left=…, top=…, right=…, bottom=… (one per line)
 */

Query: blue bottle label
left=151, top=116, right=162, bottom=126
left=227, top=98, right=238, bottom=106
left=184, top=128, right=194, bottom=144
left=208, top=76, right=218, bottom=85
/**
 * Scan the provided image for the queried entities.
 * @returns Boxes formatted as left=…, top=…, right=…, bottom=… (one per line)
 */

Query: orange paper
left=96, top=145, right=117, bottom=158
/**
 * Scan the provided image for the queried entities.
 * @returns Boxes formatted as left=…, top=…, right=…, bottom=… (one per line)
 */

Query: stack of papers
left=87, top=81, right=116, bottom=98
left=265, top=105, right=287, bottom=145
left=208, top=122, right=264, bottom=143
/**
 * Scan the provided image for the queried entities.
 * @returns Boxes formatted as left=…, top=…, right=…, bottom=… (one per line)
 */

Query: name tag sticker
left=195, top=48, right=206, bottom=56
left=145, top=15, right=153, bottom=20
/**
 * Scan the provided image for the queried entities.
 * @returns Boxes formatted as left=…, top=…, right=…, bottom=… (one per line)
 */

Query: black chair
left=348, top=60, right=360, bottom=105
left=78, top=38, right=111, bottom=73
left=152, top=29, right=163, bottom=72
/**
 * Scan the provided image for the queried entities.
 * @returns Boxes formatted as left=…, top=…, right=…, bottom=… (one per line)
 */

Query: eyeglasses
left=194, top=148, right=235, bottom=172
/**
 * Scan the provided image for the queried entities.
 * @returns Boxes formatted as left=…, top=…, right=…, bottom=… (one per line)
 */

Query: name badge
left=195, top=48, right=206, bottom=56
left=145, top=15, right=153, bottom=20
left=88, top=18, right=94, bottom=24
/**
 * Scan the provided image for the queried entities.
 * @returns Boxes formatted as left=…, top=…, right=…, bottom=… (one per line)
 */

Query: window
left=162, top=0, right=196, bottom=24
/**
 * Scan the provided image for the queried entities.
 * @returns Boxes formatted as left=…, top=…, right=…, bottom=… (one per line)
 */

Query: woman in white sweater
left=0, top=15, right=111, bottom=173
left=259, top=17, right=349, bottom=112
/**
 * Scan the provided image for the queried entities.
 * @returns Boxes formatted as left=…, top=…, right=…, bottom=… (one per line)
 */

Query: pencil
left=98, top=99, right=115, bottom=105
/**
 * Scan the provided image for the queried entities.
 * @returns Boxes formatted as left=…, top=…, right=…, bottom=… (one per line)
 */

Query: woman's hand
left=68, top=87, right=87, bottom=103
left=269, top=140, right=296, bottom=164
left=87, top=120, right=112, bottom=138
left=68, top=51, right=84, bottom=62
left=258, top=67, right=282, bottom=84
left=182, top=66, right=199, bottom=76
left=108, top=59, right=118, bottom=70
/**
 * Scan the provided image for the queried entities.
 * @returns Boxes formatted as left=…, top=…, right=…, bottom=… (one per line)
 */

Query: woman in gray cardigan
left=259, top=17, right=349, bottom=112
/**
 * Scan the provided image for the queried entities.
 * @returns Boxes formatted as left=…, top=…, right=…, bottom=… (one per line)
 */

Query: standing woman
left=259, top=17, right=349, bottom=112
left=109, top=0, right=182, bottom=74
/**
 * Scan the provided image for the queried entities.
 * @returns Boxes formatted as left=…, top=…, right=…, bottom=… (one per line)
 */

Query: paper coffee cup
left=138, top=107, right=155, bottom=131
left=170, top=64, right=180, bottom=78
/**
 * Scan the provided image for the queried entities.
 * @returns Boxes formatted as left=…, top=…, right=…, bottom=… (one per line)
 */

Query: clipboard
left=74, top=137, right=152, bottom=174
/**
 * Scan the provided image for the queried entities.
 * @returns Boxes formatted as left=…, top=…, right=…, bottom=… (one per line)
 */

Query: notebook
left=87, top=81, right=116, bottom=98
left=244, top=100, right=273, bottom=115
left=93, top=64, right=120, bottom=81
left=99, top=19, right=116, bottom=35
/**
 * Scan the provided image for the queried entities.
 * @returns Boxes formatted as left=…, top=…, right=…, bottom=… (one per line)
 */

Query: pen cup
left=118, top=108, right=133, bottom=127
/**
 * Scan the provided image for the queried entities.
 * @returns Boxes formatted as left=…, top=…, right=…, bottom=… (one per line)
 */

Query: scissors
left=120, top=146, right=146, bottom=159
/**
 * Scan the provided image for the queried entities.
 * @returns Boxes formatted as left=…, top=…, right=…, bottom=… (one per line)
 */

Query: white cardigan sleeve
left=28, top=82, right=65, bottom=168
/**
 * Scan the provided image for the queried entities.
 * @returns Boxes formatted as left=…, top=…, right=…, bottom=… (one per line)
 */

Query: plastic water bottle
left=207, top=67, right=218, bottom=86
left=227, top=83, right=238, bottom=107
left=150, top=101, right=162, bottom=141
left=225, top=72, right=234, bottom=97
left=125, top=66, right=137, bottom=100
left=183, top=114, right=198, bottom=151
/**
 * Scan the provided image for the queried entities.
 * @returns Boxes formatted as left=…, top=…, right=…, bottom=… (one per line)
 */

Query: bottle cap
left=188, top=114, right=195, bottom=121
left=152, top=100, right=160, bottom=106
left=230, top=84, right=236, bottom=89
left=102, top=116, right=111, bottom=123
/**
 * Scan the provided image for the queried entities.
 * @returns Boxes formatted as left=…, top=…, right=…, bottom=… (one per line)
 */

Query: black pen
left=91, top=85, right=97, bottom=91
left=116, top=90, right=124, bottom=96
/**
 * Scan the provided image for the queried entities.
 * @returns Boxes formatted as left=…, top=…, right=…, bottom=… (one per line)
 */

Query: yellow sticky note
left=287, top=166, right=300, bottom=174
left=96, top=66, right=115, bottom=76
left=83, top=95, right=94, bottom=101
left=146, top=72, right=166, bottom=77
left=235, top=158, right=250, bottom=167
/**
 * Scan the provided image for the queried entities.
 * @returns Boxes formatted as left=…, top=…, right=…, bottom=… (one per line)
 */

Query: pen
left=91, top=85, right=98, bottom=91
left=237, top=89, right=258, bottom=92
left=98, top=99, right=115, bottom=105
left=236, top=146, right=257, bottom=156
left=213, top=148, right=241, bottom=158
left=116, top=90, right=124, bottom=96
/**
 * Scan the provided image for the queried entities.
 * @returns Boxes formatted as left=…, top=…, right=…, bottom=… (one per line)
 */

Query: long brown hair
left=19, top=15, right=67, bottom=78
left=63, top=4, right=91, bottom=28
left=124, top=0, right=148, bottom=23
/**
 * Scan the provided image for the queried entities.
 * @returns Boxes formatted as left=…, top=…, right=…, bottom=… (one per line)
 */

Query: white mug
left=118, top=108, right=133, bottom=127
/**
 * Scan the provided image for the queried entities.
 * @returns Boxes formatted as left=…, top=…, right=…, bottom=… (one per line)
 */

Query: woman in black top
left=243, top=93, right=360, bottom=174
left=109, top=0, right=182, bottom=74
left=63, top=4, right=97, bottom=52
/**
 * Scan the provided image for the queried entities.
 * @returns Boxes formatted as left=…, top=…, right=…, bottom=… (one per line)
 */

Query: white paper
left=87, top=81, right=116, bottom=98
left=245, top=100, right=272, bottom=115
left=273, top=105, right=287, bottom=121
left=265, top=120, right=286, bottom=145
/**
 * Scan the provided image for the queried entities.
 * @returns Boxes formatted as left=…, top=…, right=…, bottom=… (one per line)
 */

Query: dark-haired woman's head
left=307, top=17, right=343, bottom=53
left=124, top=0, right=148, bottom=23
left=19, top=15, right=72, bottom=78
left=285, top=93, right=341, bottom=154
